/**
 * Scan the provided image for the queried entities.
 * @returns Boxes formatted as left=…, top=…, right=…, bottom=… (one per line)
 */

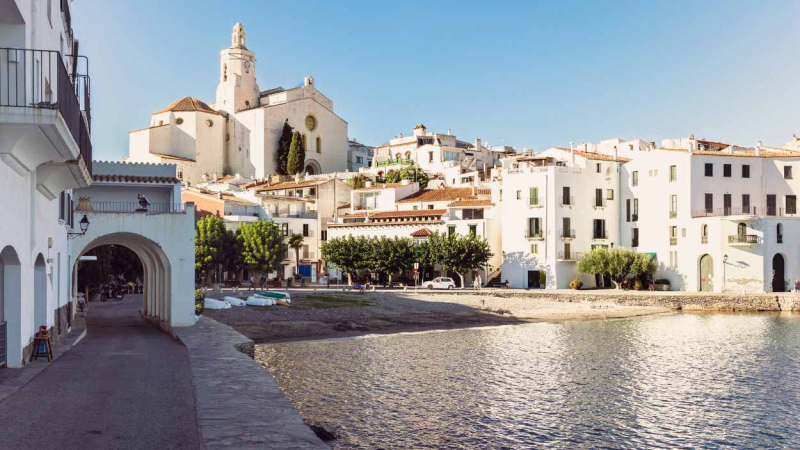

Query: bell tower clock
left=215, top=23, right=260, bottom=114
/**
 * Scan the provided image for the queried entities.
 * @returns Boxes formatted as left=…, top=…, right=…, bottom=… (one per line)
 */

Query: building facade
left=127, top=23, right=350, bottom=185
left=348, top=139, right=374, bottom=172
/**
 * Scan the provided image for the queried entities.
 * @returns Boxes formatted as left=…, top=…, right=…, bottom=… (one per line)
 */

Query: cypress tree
left=287, top=131, right=302, bottom=174
left=277, top=119, right=294, bottom=175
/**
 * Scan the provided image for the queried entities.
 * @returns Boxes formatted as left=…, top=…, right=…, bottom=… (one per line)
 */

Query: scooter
left=100, top=282, right=126, bottom=301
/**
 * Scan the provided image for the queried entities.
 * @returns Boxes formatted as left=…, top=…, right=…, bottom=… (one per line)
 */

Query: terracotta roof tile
left=410, top=228, right=434, bottom=237
left=447, top=199, right=494, bottom=207
left=552, top=147, right=631, bottom=162
left=369, top=209, right=447, bottom=219
left=154, top=97, right=222, bottom=116
left=92, top=174, right=180, bottom=184
left=659, top=148, right=800, bottom=159
left=356, top=183, right=406, bottom=191
left=151, top=152, right=196, bottom=162
left=255, top=179, right=326, bottom=192
left=397, top=187, right=482, bottom=203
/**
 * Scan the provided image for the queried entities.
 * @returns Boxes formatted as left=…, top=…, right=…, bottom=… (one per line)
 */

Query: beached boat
left=255, top=290, right=291, bottom=301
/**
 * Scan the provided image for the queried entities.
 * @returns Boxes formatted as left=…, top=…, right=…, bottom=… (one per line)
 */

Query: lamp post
left=68, top=215, right=90, bottom=240
left=723, top=254, right=728, bottom=292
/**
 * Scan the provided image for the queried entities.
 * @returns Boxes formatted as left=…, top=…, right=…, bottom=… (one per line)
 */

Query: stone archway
left=304, top=159, right=321, bottom=176
left=1, top=246, right=22, bottom=367
left=33, top=254, right=47, bottom=331
left=74, top=233, right=173, bottom=325
left=772, top=253, right=786, bottom=292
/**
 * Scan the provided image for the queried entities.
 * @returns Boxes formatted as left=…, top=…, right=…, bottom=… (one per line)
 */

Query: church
left=126, top=23, right=350, bottom=185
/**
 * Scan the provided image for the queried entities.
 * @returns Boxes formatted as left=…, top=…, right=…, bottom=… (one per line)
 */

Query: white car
left=421, top=277, right=456, bottom=290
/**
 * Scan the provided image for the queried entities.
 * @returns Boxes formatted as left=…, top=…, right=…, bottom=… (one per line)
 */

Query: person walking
left=249, top=275, right=255, bottom=291
left=794, top=279, right=799, bottom=294
left=260, top=275, right=267, bottom=289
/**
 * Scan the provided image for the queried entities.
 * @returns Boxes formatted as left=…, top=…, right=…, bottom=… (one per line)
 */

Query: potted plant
left=633, top=279, right=643, bottom=290
left=75, top=196, right=93, bottom=212
left=570, top=278, right=583, bottom=290
left=654, top=279, right=671, bottom=291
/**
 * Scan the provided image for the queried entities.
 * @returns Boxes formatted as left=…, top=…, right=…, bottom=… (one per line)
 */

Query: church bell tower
left=215, top=23, right=260, bottom=113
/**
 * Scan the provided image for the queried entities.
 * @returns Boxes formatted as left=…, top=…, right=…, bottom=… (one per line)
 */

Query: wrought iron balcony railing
left=528, top=197, right=543, bottom=207
left=692, top=206, right=799, bottom=218
left=75, top=202, right=184, bottom=214
left=561, top=196, right=575, bottom=206
left=728, top=234, right=761, bottom=244
left=561, top=229, right=576, bottom=239
left=1, top=47, right=91, bottom=174
left=558, top=251, right=583, bottom=261
left=525, top=230, right=544, bottom=239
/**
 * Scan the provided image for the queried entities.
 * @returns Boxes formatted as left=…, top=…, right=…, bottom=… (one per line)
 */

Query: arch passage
left=772, top=254, right=786, bottom=293
left=74, top=233, right=172, bottom=324
left=1, top=246, right=22, bottom=367
left=34, top=254, right=47, bottom=332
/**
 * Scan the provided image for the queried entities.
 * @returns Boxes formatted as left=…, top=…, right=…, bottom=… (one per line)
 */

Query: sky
left=72, top=0, right=800, bottom=161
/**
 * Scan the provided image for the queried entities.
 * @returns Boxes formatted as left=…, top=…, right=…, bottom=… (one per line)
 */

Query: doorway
left=527, top=270, right=542, bottom=289
left=772, top=254, right=786, bottom=292
left=699, top=254, right=714, bottom=292
left=34, top=254, right=47, bottom=332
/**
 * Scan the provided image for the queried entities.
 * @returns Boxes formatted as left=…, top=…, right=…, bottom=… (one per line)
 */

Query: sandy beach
left=204, top=289, right=670, bottom=343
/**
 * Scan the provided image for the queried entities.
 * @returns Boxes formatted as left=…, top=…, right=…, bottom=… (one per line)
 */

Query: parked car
left=421, top=277, right=456, bottom=290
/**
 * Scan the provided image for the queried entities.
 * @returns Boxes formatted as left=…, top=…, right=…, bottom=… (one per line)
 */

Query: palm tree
left=288, top=234, right=304, bottom=276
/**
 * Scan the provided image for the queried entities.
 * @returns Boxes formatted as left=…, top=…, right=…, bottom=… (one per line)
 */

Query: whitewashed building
left=0, top=0, right=93, bottom=367
left=348, top=139, right=374, bottom=172
left=127, top=23, right=350, bottom=185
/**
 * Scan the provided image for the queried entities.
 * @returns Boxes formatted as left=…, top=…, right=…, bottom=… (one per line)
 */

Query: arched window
left=405, top=151, right=411, bottom=160
left=737, top=223, right=747, bottom=236
left=701, top=224, right=708, bottom=244
left=316, top=136, right=321, bottom=154
left=777, top=223, right=783, bottom=243
left=223, top=64, right=228, bottom=82
left=396, top=153, right=402, bottom=162
left=302, top=134, right=307, bottom=150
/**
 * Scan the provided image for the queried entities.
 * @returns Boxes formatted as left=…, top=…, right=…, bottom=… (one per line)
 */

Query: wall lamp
left=68, top=215, right=90, bottom=240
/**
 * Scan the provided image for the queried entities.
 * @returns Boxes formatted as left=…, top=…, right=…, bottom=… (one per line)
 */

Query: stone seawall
left=491, top=291, right=800, bottom=312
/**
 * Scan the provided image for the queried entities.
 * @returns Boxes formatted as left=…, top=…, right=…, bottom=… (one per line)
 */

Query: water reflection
left=256, top=313, right=800, bottom=449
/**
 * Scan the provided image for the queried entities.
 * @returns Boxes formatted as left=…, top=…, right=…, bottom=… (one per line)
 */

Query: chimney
left=755, top=141, right=763, bottom=156
left=447, top=128, right=451, bottom=135
left=570, top=141, right=575, bottom=164
left=613, top=146, right=618, bottom=161
left=294, top=172, right=301, bottom=183
left=213, top=173, right=218, bottom=182
left=688, top=141, right=694, bottom=153
left=217, top=192, right=223, bottom=199
left=476, top=138, right=482, bottom=150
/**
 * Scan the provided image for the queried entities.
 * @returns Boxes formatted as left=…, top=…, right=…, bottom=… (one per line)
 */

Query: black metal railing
left=561, top=196, right=575, bottom=206
left=0, top=320, right=6, bottom=367
left=75, top=202, right=184, bottom=214
left=525, top=230, right=544, bottom=239
left=561, top=229, right=576, bottom=239
left=692, top=206, right=800, bottom=218
left=1, top=48, right=91, bottom=174
left=728, top=234, right=761, bottom=244
left=558, top=251, right=583, bottom=261
left=528, top=197, right=543, bottom=207
left=593, top=233, right=608, bottom=240
left=594, top=198, right=607, bottom=208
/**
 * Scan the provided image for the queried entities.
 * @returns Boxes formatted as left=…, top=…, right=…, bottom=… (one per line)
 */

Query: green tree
left=348, top=173, right=369, bottom=190
left=412, top=240, right=434, bottom=281
left=428, top=232, right=493, bottom=288
left=384, top=170, right=401, bottom=184
left=221, top=227, right=242, bottom=280
left=286, top=131, right=306, bottom=174
left=367, top=237, right=414, bottom=286
left=577, top=247, right=655, bottom=289
left=195, top=215, right=226, bottom=284
left=399, top=166, right=429, bottom=189
left=237, top=221, right=286, bottom=278
left=321, top=235, right=369, bottom=285
left=288, top=234, right=304, bottom=276
left=276, top=119, right=294, bottom=175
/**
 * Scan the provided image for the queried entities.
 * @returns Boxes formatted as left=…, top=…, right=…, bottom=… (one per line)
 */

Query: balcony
left=593, top=198, right=607, bottom=209
left=75, top=202, right=184, bottom=214
left=728, top=234, right=761, bottom=245
left=375, top=159, right=414, bottom=168
left=558, top=251, right=583, bottom=261
left=525, top=230, right=544, bottom=240
left=561, top=229, right=576, bottom=240
left=528, top=197, right=543, bottom=208
left=561, top=196, right=575, bottom=207
left=669, top=211, right=677, bottom=219
left=631, top=214, right=639, bottom=223
left=592, top=233, right=608, bottom=241
left=1, top=48, right=92, bottom=199
left=670, top=237, right=677, bottom=246
left=692, top=206, right=799, bottom=219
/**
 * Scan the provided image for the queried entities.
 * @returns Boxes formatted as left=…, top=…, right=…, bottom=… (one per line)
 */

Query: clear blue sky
left=72, top=0, right=800, bottom=161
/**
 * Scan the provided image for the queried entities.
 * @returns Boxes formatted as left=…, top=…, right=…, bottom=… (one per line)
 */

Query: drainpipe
left=570, top=142, right=575, bottom=165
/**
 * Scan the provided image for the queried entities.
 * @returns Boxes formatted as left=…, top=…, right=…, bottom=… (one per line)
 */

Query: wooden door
left=699, top=254, right=714, bottom=292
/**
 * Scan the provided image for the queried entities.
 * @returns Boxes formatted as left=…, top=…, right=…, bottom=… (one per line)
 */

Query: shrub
left=570, top=278, right=583, bottom=290
left=634, top=279, right=644, bottom=289
left=195, top=303, right=203, bottom=315
left=195, top=288, right=204, bottom=303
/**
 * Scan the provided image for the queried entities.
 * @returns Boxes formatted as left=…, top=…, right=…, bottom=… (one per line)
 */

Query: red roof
left=551, top=147, right=631, bottom=162
left=410, top=228, right=434, bottom=237
left=369, top=209, right=446, bottom=219
left=154, top=97, right=221, bottom=116
left=397, top=187, right=483, bottom=203
left=93, top=174, right=179, bottom=184
left=447, top=199, right=493, bottom=207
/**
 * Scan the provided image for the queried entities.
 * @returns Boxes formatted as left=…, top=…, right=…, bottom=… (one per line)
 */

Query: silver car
left=421, top=277, right=456, bottom=290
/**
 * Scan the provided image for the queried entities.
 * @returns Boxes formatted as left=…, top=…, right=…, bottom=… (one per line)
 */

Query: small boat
left=254, top=290, right=291, bottom=302
left=246, top=297, right=275, bottom=307
left=275, top=300, right=290, bottom=306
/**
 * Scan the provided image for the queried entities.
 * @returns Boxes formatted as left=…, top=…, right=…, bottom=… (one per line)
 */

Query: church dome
left=153, top=97, right=221, bottom=116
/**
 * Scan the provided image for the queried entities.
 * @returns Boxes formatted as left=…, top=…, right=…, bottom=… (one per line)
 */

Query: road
left=0, top=294, right=201, bottom=449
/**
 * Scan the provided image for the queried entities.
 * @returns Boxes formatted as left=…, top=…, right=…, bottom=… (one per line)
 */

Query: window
left=176, top=117, right=184, bottom=125
left=632, top=228, right=639, bottom=247
left=701, top=224, right=708, bottom=244
left=427, top=205, right=434, bottom=210
left=309, top=188, right=316, bottom=196
left=742, top=194, right=750, bottom=214
left=632, top=171, right=639, bottom=186
left=704, top=163, right=713, bottom=177
left=463, top=209, right=484, bottom=220
left=737, top=222, right=747, bottom=236
left=302, top=245, right=309, bottom=259
left=529, top=187, right=539, bottom=206
left=527, top=217, right=542, bottom=237
left=321, top=230, right=327, bottom=241
left=669, top=165, right=677, bottom=182
left=562, top=217, right=572, bottom=238
left=670, top=195, right=677, bottom=218
left=356, top=156, right=363, bottom=164
left=562, top=186, right=572, bottom=205
left=723, top=164, right=732, bottom=177
left=595, top=189, right=603, bottom=207
left=469, top=224, right=477, bottom=235
left=596, top=163, right=601, bottom=173
left=530, top=243, right=539, bottom=254
left=316, top=137, right=321, bottom=154
left=206, top=119, right=214, bottom=127
left=516, top=190, right=521, bottom=200
left=777, top=224, right=783, bottom=244
left=742, top=165, right=750, bottom=178
left=626, top=199, right=631, bottom=222
left=413, top=206, right=418, bottom=210
left=767, top=194, right=777, bottom=216
left=58, top=192, right=66, bottom=221
left=786, top=166, right=793, bottom=180
left=302, top=134, right=307, bottom=150
left=428, top=151, right=434, bottom=163
left=633, top=198, right=639, bottom=221
left=448, top=225, right=456, bottom=236
left=302, top=224, right=309, bottom=237
left=669, top=226, right=677, bottom=245
left=787, top=195, right=797, bottom=215
left=705, top=194, right=713, bottom=213
left=607, top=189, right=614, bottom=200
left=281, top=223, right=289, bottom=236
left=724, top=194, right=732, bottom=215
left=593, top=219, right=607, bottom=239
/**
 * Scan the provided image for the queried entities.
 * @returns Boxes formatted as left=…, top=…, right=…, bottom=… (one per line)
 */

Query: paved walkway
left=0, top=295, right=201, bottom=449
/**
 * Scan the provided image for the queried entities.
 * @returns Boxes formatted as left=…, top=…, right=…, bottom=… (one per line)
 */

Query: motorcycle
left=100, top=282, right=126, bottom=301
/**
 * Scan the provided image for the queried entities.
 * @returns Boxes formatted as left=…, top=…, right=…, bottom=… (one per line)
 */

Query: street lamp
left=68, top=215, right=90, bottom=240
left=722, top=254, right=728, bottom=292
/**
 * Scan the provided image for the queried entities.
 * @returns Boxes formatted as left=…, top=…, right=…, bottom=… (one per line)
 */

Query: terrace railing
left=1, top=47, right=91, bottom=174
left=728, top=234, right=761, bottom=244
left=76, top=202, right=184, bottom=214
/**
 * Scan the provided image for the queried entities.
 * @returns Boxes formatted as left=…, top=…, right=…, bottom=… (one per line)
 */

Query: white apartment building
left=127, top=23, right=350, bottom=185
left=499, top=148, right=626, bottom=289
left=620, top=140, right=800, bottom=293
left=360, top=124, right=515, bottom=187
left=327, top=182, right=502, bottom=286
left=348, top=139, right=374, bottom=172
left=0, top=0, right=93, bottom=367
